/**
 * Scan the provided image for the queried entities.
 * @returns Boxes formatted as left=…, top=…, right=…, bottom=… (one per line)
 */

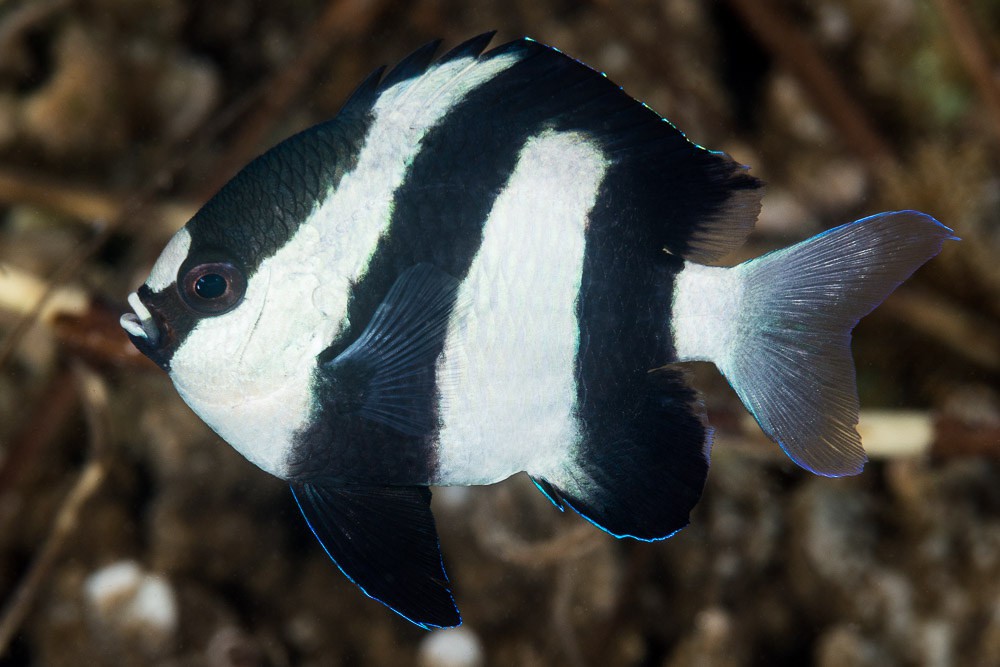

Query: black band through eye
left=180, top=261, right=247, bottom=315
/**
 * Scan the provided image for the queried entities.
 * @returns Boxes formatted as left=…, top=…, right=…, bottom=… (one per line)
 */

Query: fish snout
left=120, top=290, right=173, bottom=367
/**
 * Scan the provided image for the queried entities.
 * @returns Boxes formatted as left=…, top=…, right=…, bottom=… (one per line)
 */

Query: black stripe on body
left=293, top=36, right=757, bottom=487
left=295, top=38, right=534, bottom=482
left=298, top=39, right=614, bottom=483
left=186, top=71, right=382, bottom=278
left=567, top=195, right=710, bottom=538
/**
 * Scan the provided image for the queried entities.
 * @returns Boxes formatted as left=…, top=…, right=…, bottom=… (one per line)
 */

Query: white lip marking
left=121, top=292, right=160, bottom=345
left=120, top=311, right=145, bottom=338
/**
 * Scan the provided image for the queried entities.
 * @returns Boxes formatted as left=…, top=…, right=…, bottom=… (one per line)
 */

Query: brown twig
left=0, top=167, right=194, bottom=234
left=932, top=0, right=1000, bottom=142
left=0, top=123, right=209, bottom=373
left=0, top=461, right=104, bottom=654
left=879, top=289, right=1000, bottom=372
left=53, top=303, right=161, bottom=371
left=0, top=263, right=155, bottom=369
left=725, top=0, right=897, bottom=170
left=0, top=168, right=123, bottom=226
left=0, top=262, right=87, bottom=322
left=0, top=367, right=77, bottom=497
left=0, top=363, right=110, bottom=657
left=0, top=215, right=123, bottom=371
left=932, top=414, right=1000, bottom=461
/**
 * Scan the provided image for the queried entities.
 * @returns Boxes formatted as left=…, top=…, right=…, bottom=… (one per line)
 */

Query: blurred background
left=0, top=0, right=997, bottom=665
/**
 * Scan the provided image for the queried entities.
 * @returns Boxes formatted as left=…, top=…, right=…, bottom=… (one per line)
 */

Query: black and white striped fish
left=120, top=34, right=954, bottom=628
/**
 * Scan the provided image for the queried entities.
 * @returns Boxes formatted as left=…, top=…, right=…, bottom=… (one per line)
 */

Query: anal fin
left=290, top=481, right=460, bottom=629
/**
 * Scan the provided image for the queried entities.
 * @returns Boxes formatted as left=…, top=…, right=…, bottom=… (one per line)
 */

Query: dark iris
left=195, top=273, right=228, bottom=299
left=179, top=259, right=247, bottom=316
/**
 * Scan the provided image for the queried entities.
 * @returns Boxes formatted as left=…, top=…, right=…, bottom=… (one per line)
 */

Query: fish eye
left=180, top=261, right=246, bottom=315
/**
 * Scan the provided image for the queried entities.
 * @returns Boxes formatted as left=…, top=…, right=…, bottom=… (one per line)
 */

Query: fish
left=120, top=33, right=955, bottom=629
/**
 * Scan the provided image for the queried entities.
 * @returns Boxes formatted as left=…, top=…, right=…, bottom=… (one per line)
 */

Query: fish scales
left=433, top=130, right=605, bottom=486
left=120, top=33, right=956, bottom=628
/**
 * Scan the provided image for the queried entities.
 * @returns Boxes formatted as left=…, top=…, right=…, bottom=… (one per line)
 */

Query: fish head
left=122, top=219, right=278, bottom=381
left=121, top=127, right=346, bottom=378
left=120, top=201, right=337, bottom=475
left=122, top=213, right=334, bottom=375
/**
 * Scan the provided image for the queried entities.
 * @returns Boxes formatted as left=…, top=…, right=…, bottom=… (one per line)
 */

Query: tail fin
left=672, top=211, right=956, bottom=477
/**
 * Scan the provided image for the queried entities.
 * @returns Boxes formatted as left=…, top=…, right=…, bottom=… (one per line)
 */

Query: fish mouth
left=120, top=292, right=162, bottom=347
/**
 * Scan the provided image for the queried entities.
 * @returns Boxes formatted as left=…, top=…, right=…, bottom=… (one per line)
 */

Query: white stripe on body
left=434, top=130, right=609, bottom=486
left=164, top=52, right=523, bottom=479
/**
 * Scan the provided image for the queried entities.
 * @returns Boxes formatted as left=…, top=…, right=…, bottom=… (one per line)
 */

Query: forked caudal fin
left=672, top=211, right=956, bottom=477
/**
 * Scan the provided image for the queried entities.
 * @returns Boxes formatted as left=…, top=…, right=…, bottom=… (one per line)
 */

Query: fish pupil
left=195, top=273, right=227, bottom=299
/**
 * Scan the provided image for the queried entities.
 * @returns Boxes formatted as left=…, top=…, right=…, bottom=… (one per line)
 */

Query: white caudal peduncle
left=671, top=262, right=743, bottom=368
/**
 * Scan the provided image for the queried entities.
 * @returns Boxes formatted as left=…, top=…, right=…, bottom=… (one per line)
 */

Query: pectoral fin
left=321, top=263, right=460, bottom=436
left=290, top=480, right=460, bottom=629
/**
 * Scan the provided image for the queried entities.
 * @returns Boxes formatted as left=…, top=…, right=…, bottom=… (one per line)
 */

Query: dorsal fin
left=320, top=35, right=766, bottom=358
left=347, top=35, right=763, bottom=264
left=379, top=39, right=443, bottom=90
left=338, top=65, right=386, bottom=119
left=438, top=31, right=497, bottom=64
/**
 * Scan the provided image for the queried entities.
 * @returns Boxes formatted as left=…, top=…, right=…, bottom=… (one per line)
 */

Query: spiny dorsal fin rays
left=334, top=35, right=502, bottom=130
left=378, top=32, right=500, bottom=94
left=336, top=65, right=386, bottom=120
left=371, top=33, right=506, bottom=119
left=378, top=39, right=444, bottom=91
left=438, top=31, right=497, bottom=64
